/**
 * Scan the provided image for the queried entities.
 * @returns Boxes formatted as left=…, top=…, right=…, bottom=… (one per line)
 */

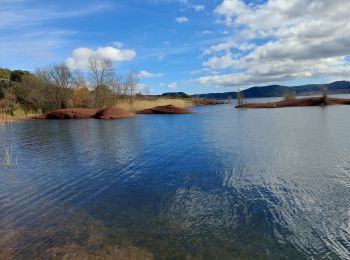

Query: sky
left=1, top=0, right=350, bottom=94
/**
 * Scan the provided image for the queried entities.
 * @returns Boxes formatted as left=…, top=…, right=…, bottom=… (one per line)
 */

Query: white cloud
left=192, top=68, right=220, bottom=75
left=191, top=69, right=203, bottom=75
left=66, top=46, right=136, bottom=70
left=138, top=70, right=163, bottom=79
left=175, top=16, right=189, bottom=24
left=197, top=57, right=350, bottom=87
left=0, top=2, right=112, bottom=28
left=201, top=30, right=213, bottom=35
left=168, top=82, right=177, bottom=89
left=193, top=5, right=205, bottom=11
left=203, top=52, right=236, bottom=70
left=196, top=0, right=350, bottom=87
left=203, top=39, right=255, bottom=55
left=178, top=0, right=205, bottom=12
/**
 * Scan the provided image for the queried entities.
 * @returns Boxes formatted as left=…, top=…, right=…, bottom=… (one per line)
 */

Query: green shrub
left=0, top=68, right=11, bottom=80
left=11, top=108, right=26, bottom=117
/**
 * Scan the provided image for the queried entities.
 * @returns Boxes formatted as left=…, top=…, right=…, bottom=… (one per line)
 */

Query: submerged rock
left=136, top=105, right=192, bottom=114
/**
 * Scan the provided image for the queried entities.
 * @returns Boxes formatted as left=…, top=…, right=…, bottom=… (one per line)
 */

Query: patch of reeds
left=0, top=113, right=17, bottom=169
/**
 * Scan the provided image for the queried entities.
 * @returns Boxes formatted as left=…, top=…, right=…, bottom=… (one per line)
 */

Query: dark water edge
left=1, top=102, right=350, bottom=259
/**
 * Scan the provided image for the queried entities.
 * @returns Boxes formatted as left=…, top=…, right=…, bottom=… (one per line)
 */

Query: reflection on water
left=1, top=104, right=350, bottom=259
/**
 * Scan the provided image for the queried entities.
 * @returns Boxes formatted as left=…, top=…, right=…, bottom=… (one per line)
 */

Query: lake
left=1, top=102, right=350, bottom=259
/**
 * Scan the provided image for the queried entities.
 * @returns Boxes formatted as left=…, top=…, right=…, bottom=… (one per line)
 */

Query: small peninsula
left=236, top=97, right=350, bottom=109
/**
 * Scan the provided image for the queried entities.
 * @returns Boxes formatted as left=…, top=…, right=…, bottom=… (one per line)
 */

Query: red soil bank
left=93, top=107, right=134, bottom=120
left=44, top=108, right=98, bottom=119
left=136, top=105, right=192, bottom=114
left=236, top=97, right=350, bottom=109
left=43, top=107, right=134, bottom=120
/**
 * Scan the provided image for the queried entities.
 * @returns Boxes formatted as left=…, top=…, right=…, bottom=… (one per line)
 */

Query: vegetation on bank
left=0, top=58, right=154, bottom=116
left=0, top=61, right=224, bottom=119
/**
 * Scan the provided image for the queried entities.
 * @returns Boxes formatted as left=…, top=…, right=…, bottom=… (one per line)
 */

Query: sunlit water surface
left=1, top=101, right=350, bottom=259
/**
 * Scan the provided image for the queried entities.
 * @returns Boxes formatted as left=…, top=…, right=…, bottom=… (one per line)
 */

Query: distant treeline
left=0, top=57, right=147, bottom=115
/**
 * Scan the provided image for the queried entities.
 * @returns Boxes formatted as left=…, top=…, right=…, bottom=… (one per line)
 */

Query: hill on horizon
left=187, top=81, right=350, bottom=100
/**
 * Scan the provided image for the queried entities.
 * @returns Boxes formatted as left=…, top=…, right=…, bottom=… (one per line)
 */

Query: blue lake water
left=1, top=103, right=350, bottom=259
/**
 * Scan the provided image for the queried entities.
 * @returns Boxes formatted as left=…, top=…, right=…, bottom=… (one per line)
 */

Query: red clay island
left=41, top=107, right=134, bottom=120
left=236, top=97, right=350, bottom=109
left=44, top=108, right=99, bottom=119
left=136, top=105, right=192, bottom=114
left=93, top=107, right=135, bottom=120
left=30, top=105, right=192, bottom=120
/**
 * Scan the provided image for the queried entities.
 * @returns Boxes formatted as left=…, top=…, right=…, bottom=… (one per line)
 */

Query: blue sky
left=1, top=0, right=350, bottom=94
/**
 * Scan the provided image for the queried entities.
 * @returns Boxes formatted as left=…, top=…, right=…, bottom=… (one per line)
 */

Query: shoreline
left=1, top=115, right=41, bottom=123
left=1, top=99, right=225, bottom=122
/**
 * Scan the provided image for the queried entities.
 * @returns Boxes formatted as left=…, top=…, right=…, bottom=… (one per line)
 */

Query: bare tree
left=88, top=56, right=115, bottom=108
left=237, top=89, right=245, bottom=106
left=321, top=84, right=328, bottom=105
left=23, top=73, right=56, bottom=112
left=110, top=75, right=123, bottom=105
left=227, top=95, right=232, bottom=104
left=283, top=90, right=296, bottom=101
left=123, top=70, right=139, bottom=108
left=73, top=70, right=87, bottom=87
left=35, top=68, right=60, bottom=110
left=50, top=64, right=73, bottom=108
left=72, top=71, right=91, bottom=107
left=142, top=85, right=151, bottom=96
left=36, top=64, right=73, bottom=108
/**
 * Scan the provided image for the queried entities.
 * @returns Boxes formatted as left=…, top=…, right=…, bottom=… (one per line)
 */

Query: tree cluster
left=0, top=57, right=141, bottom=114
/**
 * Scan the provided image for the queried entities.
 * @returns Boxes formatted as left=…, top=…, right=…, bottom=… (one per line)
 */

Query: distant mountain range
left=186, top=81, right=350, bottom=100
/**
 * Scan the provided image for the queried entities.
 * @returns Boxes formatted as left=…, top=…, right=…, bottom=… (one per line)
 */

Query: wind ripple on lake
left=1, top=105, right=350, bottom=259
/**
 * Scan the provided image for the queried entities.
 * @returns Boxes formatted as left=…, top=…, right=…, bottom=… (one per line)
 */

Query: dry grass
left=0, top=113, right=13, bottom=123
left=0, top=112, right=41, bottom=123
left=114, top=98, right=194, bottom=112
